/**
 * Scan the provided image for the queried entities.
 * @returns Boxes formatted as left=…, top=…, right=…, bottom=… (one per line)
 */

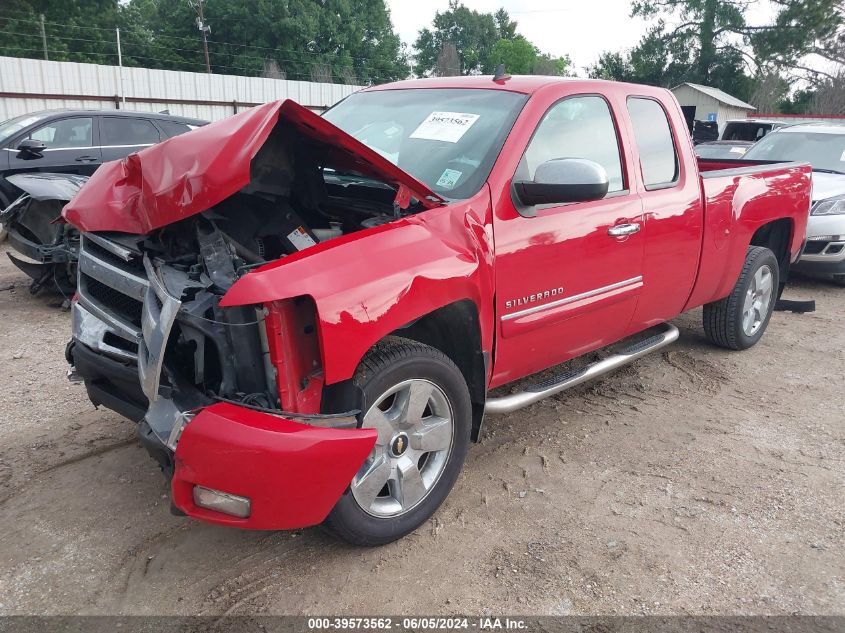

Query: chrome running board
left=484, top=323, right=680, bottom=415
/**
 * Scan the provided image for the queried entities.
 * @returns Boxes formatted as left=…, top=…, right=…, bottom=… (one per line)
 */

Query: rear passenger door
left=99, top=116, right=162, bottom=162
left=625, top=96, right=705, bottom=329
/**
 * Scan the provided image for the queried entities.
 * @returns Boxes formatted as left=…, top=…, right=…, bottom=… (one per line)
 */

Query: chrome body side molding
left=501, top=276, right=643, bottom=321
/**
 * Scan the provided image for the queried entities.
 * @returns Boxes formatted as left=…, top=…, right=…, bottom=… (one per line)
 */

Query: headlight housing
left=812, top=194, right=845, bottom=215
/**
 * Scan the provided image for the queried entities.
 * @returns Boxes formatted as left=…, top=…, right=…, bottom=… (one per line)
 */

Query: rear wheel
left=703, top=246, right=779, bottom=350
left=324, top=337, right=471, bottom=546
left=832, top=274, right=845, bottom=287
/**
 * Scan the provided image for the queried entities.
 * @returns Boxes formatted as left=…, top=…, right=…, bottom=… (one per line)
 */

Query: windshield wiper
left=812, top=168, right=845, bottom=175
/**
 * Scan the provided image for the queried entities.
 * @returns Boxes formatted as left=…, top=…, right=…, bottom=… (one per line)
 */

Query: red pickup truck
left=63, top=76, right=811, bottom=545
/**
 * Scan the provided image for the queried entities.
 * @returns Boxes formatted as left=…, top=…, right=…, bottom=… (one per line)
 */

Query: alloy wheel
left=742, top=264, right=773, bottom=336
left=351, top=378, right=454, bottom=518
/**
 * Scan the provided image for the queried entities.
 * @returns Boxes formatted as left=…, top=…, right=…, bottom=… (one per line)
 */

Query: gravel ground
left=0, top=242, right=842, bottom=616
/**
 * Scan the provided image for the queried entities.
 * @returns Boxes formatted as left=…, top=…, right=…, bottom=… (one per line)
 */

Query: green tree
left=123, top=0, right=408, bottom=82
left=488, top=36, right=536, bottom=74
left=488, top=35, right=569, bottom=76
left=588, top=0, right=840, bottom=107
left=587, top=51, right=633, bottom=81
left=532, top=53, right=571, bottom=76
left=588, top=25, right=695, bottom=88
left=413, top=1, right=500, bottom=76
left=0, top=0, right=409, bottom=83
left=493, top=8, right=517, bottom=40
left=630, top=0, right=842, bottom=85
left=0, top=0, right=120, bottom=64
left=414, top=2, right=569, bottom=77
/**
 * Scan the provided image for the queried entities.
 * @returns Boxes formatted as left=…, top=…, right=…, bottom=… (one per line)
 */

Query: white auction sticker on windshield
left=410, top=112, right=480, bottom=143
left=436, top=168, right=463, bottom=189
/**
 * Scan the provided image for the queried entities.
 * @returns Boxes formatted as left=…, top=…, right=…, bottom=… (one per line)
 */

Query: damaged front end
left=68, top=206, right=379, bottom=528
left=63, top=99, right=446, bottom=528
left=1, top=173, right=88, bottom=294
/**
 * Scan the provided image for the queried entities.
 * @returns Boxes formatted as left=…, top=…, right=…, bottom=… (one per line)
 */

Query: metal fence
left=0, top=55, right=363, bottom=122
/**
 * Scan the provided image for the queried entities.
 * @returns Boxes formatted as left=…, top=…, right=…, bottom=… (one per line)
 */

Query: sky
left=385, top=0, right=782, bottom=75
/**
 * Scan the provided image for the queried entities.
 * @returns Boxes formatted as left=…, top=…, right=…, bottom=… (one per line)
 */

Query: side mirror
left=513, top=158, right=609, bottom=206
left=17, top=138, right=47, bottom=158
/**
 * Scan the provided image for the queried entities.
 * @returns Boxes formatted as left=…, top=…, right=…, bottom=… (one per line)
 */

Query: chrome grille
left=80, top=277, right=143, bottom=327
left=82, top=236, right=146, bottom=274
left=75, top=234, right=149, bottom=356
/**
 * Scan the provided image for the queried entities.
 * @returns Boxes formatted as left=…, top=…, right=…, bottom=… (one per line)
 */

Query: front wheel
left=703, top=246, right=779, bottom=350
left=324, top=337, right=471, bottom=546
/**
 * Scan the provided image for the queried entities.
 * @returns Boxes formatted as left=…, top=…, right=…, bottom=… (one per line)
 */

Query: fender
left=684, top=162, right=810, bottom=310
left=220, top=187, right=497, bottom=385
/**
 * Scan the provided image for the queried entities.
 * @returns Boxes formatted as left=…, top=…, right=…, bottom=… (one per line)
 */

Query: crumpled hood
left=62, top=99, right=444, bottom=234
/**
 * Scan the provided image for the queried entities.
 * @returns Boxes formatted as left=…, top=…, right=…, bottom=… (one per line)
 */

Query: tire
left=324, top=336, right=472, bottom=546
left=832, top=274, right=845, bottom=287
left=703, top=246, right=779, bottom=350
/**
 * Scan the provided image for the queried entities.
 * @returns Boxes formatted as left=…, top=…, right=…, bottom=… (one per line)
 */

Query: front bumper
left=171, top=402, right=377, bottom=529
left=70, top=337, right=377, bottom=530
left=795, top=215, right=845, bottom=275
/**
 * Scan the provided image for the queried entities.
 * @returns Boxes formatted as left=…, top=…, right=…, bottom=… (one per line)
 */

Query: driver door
left=491, top=94, right=645, bottom=385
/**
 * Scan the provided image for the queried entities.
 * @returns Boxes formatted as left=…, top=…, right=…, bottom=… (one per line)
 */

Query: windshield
left=323, top=88, right=528, bottom=199
left=0, top=112, right=48, bottom=146
left=743, top=131, right=845, bottom=173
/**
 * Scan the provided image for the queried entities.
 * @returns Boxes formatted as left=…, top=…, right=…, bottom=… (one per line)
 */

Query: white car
left=743, top=124, right=845, bottom=285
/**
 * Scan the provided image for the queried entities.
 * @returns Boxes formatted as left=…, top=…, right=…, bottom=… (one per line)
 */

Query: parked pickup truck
left=63, top=76, right=811, bottom=545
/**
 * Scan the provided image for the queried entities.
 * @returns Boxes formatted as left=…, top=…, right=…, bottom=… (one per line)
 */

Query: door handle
left=608, top=223, right=641, bottom=237
left=75, top=156, right=98, bottom=163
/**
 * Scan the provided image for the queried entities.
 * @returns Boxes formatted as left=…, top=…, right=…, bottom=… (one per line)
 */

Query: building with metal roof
left=671, top=82, right=756, bottom=133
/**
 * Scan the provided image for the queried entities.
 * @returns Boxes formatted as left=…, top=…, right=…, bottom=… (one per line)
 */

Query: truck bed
left=684, top=158, right=812, bottom=311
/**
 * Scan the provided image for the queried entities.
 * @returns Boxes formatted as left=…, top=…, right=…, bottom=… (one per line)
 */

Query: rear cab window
left=627, top=97, right=679, bottom=190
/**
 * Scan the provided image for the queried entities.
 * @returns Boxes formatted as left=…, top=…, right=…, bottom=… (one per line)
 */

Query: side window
left=627, top=98, right=679, bottom=188
left=522, top=95, right=625, bottom=193
left=101, top=117, right=161, bottom=146
left=157, top=120, right=193, bottom=138
left=29, top=118, right=93, bottom=148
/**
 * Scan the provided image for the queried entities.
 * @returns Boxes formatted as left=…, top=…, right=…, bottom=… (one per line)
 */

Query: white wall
left=0, top=56, right=363, bottom=122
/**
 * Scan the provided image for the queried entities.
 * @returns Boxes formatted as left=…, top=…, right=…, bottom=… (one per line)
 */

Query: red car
left=63, top=76, right=811, bottom=545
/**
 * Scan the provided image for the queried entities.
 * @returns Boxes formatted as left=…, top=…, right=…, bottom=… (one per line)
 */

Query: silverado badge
left=505, top=287, right=565, bottom=310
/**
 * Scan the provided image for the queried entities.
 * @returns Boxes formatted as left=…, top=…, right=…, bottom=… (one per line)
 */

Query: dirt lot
left=0, top=242, right=842, bottom=616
